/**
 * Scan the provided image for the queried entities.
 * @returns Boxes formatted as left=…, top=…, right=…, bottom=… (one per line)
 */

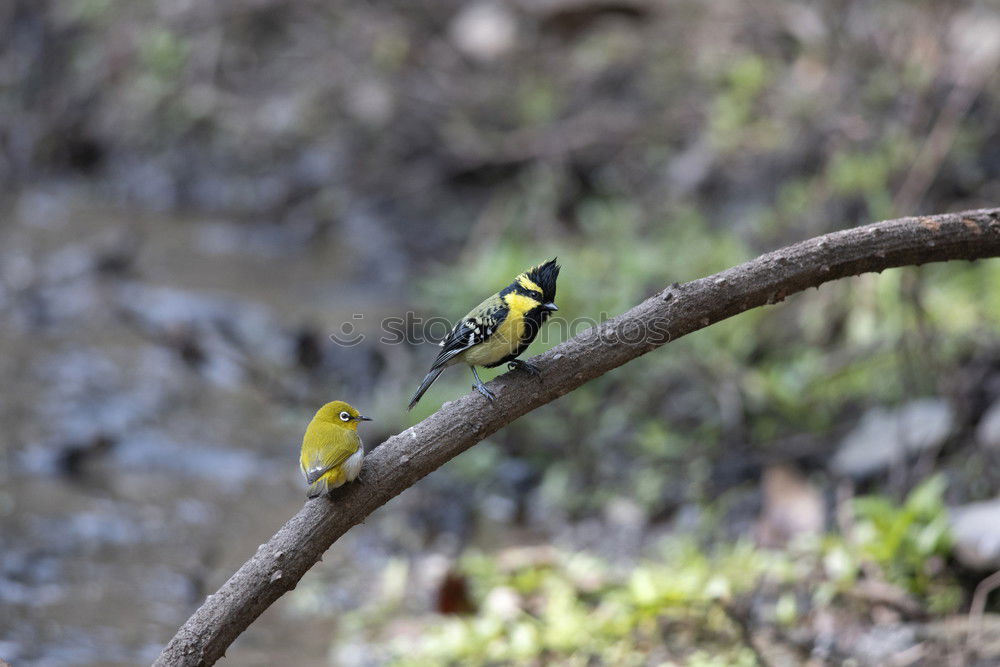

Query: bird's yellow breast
left=300, top=422, right=360, bottom=473
left=461, top=292, right=538, bottom=366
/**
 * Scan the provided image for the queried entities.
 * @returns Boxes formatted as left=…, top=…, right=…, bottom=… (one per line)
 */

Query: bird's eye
left=339, top=411, right=351, bottom=422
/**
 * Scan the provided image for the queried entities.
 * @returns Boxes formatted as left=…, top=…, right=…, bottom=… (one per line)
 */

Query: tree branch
left=155, top=208, right=1000, bottom=666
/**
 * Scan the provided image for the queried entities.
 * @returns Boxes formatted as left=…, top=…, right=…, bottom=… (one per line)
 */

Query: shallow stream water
left=0, top=188, right=420, bottom=665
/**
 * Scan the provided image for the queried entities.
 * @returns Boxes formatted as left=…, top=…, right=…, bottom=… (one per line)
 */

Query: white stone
left=977, top=400, right=1000, bottom=449
left=951, top=499, right=1000, bottom=569
left=831, top=399, right=954, bottom=477
left=449, top=2, right=517, bottom=62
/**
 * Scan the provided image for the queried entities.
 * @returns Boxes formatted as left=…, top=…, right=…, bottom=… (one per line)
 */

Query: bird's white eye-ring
left=339, top=411, right=351, bottom=422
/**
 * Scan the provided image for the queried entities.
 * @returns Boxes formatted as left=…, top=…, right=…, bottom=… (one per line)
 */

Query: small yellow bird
left=299, top=401, right=371, bottom=498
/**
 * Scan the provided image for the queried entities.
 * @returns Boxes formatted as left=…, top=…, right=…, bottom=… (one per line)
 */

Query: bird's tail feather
left=408, top=367, right=445, bottom=410
left=307, top=473, right=334, bottom=498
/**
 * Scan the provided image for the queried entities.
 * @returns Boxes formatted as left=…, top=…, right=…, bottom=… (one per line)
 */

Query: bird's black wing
left=408, top=294, right=510, bottom=410
left=428, top=298, right=507, bottom=370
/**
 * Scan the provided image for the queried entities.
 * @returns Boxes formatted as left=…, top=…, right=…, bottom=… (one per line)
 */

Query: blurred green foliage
left=388, top=542, right=772, bottom=665
left=710, top=55, right=777, bottom=152
left=375, top=477, right=958, bottom=664
left=138, top=28, right=190, bottom=80
left=852, top=474, right=960, bottom=611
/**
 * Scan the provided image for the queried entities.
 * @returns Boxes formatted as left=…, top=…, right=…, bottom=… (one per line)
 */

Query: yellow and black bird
left=408, top=258, right=560, bottom=409
left=299, top=401, right=371, bottom=498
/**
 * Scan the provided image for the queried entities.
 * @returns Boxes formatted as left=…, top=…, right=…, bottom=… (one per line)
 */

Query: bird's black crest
left=524, top=258, right=560, bottom=303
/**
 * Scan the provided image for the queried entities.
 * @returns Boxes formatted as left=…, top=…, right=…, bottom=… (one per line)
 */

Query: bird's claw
left=508, top=359, right=542, bottom=377
left=473, top=383, right=497, bottom=401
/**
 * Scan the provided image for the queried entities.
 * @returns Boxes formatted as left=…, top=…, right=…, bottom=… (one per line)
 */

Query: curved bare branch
left=155, top=208, right=1000, bottom=666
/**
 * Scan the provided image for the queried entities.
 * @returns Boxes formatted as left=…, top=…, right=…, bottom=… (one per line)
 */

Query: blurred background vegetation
left=2, top=0, right=1000, bottom=664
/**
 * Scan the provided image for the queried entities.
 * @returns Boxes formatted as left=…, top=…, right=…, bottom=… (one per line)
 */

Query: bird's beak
left=355, top=415, right=373, bottom=422
left=544, top=302, right=558, bottom=311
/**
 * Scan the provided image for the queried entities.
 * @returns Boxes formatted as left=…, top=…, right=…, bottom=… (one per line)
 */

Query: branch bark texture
left=155, top=208, right=1000, bottom=666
